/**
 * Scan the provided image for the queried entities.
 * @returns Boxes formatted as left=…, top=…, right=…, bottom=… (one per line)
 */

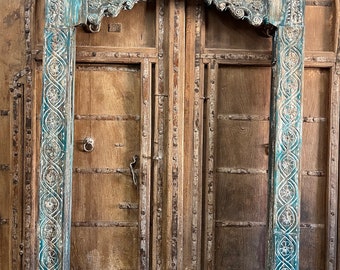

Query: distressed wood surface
left=28, top=0, right=340, bottom=270
left=72, top=64, right=142, bottom=269
left=0, top=0, right=27, bottom=269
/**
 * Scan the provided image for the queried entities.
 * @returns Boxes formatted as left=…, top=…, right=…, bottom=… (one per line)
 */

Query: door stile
left=152, top=0, right=166, bottom=267
left=327, top=63, right=340, bottom=269
left=203, top=60, right=217, bottom=270
left=140, top=58, right=153, bottom=269
left=189, top=2, right=204, bottom=269
left=165, top=0, right=186, bottom=268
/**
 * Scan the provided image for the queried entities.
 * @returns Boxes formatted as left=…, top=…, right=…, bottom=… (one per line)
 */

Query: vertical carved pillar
left=38, top=0, right=77, bottom=268
left=268, top=1, right=305, bottom=269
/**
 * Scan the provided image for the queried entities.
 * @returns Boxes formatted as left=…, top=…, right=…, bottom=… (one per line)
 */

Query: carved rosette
left=204, top=0, right=267, bottom=26
left=85, top=0, right=140, bottom=32
left=271, top=24, right=304, bottom=270
left=39, top=27, right=69, bottom=270
left=38, top=0, right=75, bottom=268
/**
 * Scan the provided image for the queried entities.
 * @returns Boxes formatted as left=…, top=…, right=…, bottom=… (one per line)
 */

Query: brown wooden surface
left=0, top=0, right=338, bottom=269
left=0, top=0, right=26, bottom=269
left=71, top=64, right=142, bottom=268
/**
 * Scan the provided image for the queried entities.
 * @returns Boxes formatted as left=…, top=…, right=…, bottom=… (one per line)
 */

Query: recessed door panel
left=71, top=64, right=142, bottom=269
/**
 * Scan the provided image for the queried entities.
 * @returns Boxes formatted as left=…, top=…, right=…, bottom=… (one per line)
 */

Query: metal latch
left=129, top=155, right=138, bottom=187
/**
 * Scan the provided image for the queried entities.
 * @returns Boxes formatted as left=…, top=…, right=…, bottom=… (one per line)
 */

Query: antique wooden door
left=31, top=0, right=339, bottom=269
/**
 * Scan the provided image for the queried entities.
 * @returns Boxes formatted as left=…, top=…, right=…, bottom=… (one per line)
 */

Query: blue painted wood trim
left=268, top=1, right=305, bottom=269
left=38, top=0, right=77, bottom=269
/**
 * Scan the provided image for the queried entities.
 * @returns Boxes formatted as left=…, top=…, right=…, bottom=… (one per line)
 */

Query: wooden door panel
left=32, top=0, right=340, bottom=269
left=215, top=175, right=267, bottom=222
left=72, top=174, right=138, bottom=222
left=298, top=66, right=330, bottom=269
left=0, top=115, right=10, bottom=267
left=71, top=63, right=142, bottom=268
left=0, top=171, right=10, bottom=270
left=205, top=7, right=272, bottom=50
left=75, top=65, right=141, bottom=116
left=206, top=61, right=270, bottom=268
left=302, top=68, right=330, bottom=117
left=76, top=1, right=156, bottom=48
left=74, top=120, right=140, bottom=168
left=215, top=227, right=266, bottom=270
left=301, top=176, right=326, bottom=224
left=216, top=66, right=271, bottom=115
left=301, top=123, right=328, bottom=170
left=71, top=227, right=138, bottom=270
left=305, top=5, right=335, bottom=52
left=216, top=121, right=269, bottom=168
left=300, top=228, right=326, bottom=270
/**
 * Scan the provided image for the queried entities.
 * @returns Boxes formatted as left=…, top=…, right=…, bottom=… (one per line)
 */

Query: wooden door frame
left=37, top=0, right=305, bottom=269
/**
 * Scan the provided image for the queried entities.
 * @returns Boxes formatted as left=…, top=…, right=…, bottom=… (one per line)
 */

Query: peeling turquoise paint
left=38, top=0, right=79, bottom=269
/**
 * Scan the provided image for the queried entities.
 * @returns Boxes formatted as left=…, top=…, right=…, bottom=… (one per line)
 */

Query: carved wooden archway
left=38, top=0, right=305, bottom=269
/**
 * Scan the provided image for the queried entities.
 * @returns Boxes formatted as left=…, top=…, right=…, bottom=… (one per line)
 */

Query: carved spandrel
left=84, top=0, right=140, bottom=32
left=84, top=0, right=269, bottom=32
left=204, top=0, right=268, bottom=26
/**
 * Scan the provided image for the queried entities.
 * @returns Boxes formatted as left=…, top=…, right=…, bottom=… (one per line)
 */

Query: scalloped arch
left=84, top=0, right=269, bottom=32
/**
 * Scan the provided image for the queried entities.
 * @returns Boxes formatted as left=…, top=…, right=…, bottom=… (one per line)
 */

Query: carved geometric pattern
left=272, top=25, right=304, bottom=270
left=284, top=0, right=304, bottom=26
left=205, top=0, right=267, bottom=26
left=38, top=27, right=69, bottom=270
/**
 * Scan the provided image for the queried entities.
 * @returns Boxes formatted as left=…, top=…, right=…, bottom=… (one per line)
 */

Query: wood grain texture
left=25, top=0, right=340, bottom=269
left=0, top=0, right=26, bottom=269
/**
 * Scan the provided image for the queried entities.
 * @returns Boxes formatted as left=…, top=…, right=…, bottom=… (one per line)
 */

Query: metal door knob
left=83, top=137, right=94, bottom=152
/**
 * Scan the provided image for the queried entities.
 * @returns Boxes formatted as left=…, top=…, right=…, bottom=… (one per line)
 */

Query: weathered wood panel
left=35, top=0, right=156, bottom=49
left=70, top=227, right=139, bottom=270
left=299, top=66, right=330, bottom=269
left=206, top=64, right=271, bottom=269
left=215, top=227, right=266, bottom=270
left=71, top=64, right=142, bottom=268
left=305, top=5, right=336, bottom=52
left=0, top=0, right=26, bottom=269
left=205, top=6, right=272, bottom=50
left=77, top=1, right=156, bottom=48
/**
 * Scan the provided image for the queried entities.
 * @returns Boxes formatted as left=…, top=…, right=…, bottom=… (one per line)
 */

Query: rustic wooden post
left=267, top=1, right=305, bottom=269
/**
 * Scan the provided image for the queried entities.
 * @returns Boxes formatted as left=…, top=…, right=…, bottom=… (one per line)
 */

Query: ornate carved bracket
left=204, top=0, right=268, bottom=26
left=83, top=0, right=270, bottom=32
left=84, top=0, right=140, bottom=32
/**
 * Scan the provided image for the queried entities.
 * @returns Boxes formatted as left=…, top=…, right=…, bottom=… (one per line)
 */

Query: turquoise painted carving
left=38, top=0, right=78, bottom=269
left=267, top=0, right=305, bottom=269
left=85, top=0, right=140, bottom=32
left=205, top=0, right=268, bottom=26
left=38, top=0, right=305, bottom=269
